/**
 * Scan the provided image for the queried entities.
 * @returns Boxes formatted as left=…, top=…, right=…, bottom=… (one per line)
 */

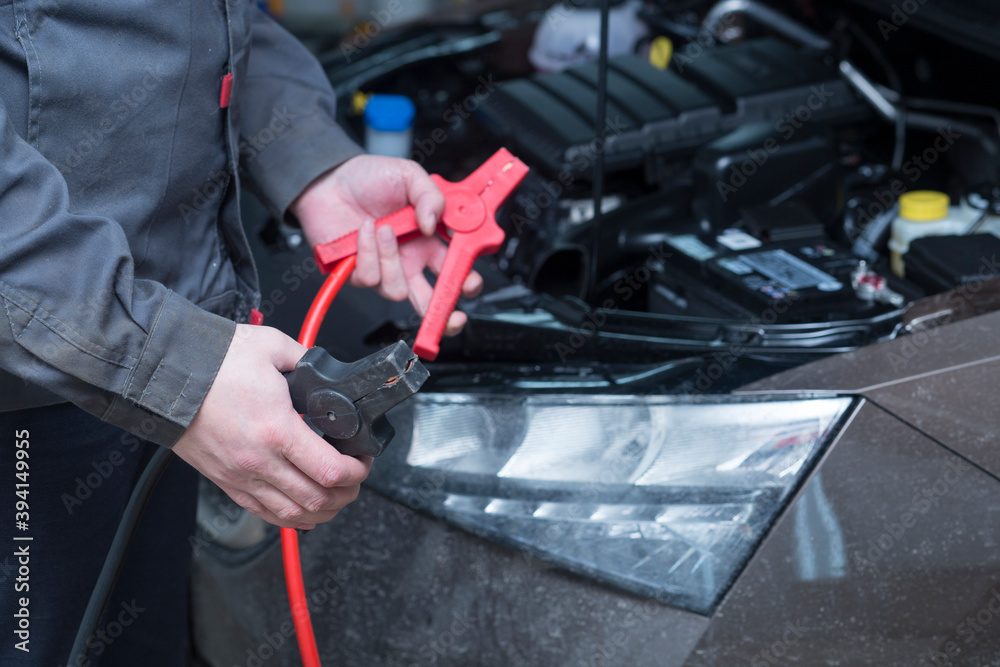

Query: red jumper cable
left=282, top=149, right=528, bottom=666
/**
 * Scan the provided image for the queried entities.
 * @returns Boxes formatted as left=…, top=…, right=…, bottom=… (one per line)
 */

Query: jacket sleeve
left=0, top=101, right=236, bottom=447
left=237, top=7, right=365, bottom=222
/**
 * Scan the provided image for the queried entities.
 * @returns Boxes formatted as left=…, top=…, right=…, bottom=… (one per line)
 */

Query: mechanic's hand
left=290, top=154, right=483, bottom=336
left=173, top=324, right=371, bottom=529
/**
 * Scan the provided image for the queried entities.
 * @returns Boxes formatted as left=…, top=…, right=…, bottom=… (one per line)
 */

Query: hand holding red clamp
left=313, top=148, right=529, bottom=361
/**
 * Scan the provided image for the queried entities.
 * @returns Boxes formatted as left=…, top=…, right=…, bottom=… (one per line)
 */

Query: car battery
left=651, top=229, right=895, bottom=323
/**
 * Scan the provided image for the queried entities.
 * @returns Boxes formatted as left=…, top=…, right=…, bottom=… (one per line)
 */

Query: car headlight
left=368, top=393, right=855, bottom=614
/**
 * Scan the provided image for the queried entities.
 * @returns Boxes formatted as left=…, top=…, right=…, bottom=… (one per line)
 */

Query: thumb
left=400, top=160, right=445, bottom=236
left=239, top=324, right=308, bottom=373
left=272, top=332, right=309, bottom=373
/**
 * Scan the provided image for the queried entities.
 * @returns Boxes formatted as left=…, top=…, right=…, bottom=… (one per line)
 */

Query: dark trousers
left=0, top=404, right=199, bottom=666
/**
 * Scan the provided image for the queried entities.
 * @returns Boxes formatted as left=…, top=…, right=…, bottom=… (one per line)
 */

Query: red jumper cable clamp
left=312, top=147, right=530, bottom=360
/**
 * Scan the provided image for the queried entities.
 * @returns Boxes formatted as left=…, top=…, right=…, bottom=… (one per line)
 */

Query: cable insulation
left=282, top=254, right=355, bottom=667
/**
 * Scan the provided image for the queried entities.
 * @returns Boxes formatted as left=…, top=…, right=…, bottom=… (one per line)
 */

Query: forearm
left=0, top=102, right=234, bottom=447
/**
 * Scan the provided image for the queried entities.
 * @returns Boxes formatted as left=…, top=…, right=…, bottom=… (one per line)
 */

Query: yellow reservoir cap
left=649, top=37, right=673, bottom=70
left=899, top=190, right=949, bottom=221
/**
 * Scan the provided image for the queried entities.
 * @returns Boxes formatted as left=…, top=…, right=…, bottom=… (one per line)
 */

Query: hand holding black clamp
left=285, top=341, right=429, bottom=457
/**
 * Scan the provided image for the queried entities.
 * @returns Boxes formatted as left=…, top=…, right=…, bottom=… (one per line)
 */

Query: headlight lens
left=368, top=394, right=853, bottom=614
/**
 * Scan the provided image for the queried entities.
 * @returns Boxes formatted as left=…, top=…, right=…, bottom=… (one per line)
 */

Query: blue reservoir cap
left=364, top=95, right=416, bottom=132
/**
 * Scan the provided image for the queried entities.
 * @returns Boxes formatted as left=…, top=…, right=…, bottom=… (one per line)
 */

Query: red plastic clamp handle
left=312, top=148, right=529, bottom=360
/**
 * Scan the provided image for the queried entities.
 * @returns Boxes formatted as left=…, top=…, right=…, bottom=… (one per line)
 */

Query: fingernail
left=419, top=210, right=436, bottom=233
left=377, top=224, right=395, bottom=245
left=361, top=220, right=375, bottom=237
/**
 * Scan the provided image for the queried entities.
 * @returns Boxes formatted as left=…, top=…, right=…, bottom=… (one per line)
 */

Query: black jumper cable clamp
left=284, top=341, right=429, bottom=457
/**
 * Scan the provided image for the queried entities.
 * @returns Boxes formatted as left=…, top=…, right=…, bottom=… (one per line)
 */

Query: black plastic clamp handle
left=285, top=342, right=429, bottom=457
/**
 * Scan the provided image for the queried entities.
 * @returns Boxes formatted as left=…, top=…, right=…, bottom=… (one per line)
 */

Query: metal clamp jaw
left=285, top=342, right=429, bottom=457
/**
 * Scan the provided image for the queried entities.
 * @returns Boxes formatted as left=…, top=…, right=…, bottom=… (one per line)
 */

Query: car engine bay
left=262, top=0, right=1000, bottom=393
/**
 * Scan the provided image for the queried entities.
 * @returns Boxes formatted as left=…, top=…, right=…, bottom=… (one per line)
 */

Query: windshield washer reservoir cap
left=364, top=95, right=416, bottom=132
left=900, top=190, right=949, bottom=221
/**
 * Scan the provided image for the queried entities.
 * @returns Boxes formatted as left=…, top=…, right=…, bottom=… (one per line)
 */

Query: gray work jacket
left=0, top=0, right=363, bottom=445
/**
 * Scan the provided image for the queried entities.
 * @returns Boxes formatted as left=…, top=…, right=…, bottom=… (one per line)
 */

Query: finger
left=403, top=269, right=468, bottom=335
left=256, top=325, right=309, bottom=373
left=245, top=481, right=340, bottom=526
left=405, top=268, right=435, bottom=317
left=375, top=224, right=409, bottom=301
left=281, top=419, right=373, bottom=490
left=398, top=240, right=473, bottom=335
left=445, top=310, right=468, bottom=337
left=351, top=219, right=381, bottom=288
left=252, top=451, right=356, bottom=517
left=405, top=237, right=481, bottom=298
left=419, top=241, right=477, bottom=333
left=461, top=270, right=483, bottom=298
left=221, top=485, right=317, bottom=530
left=400, top=161, right=445, bottom=235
